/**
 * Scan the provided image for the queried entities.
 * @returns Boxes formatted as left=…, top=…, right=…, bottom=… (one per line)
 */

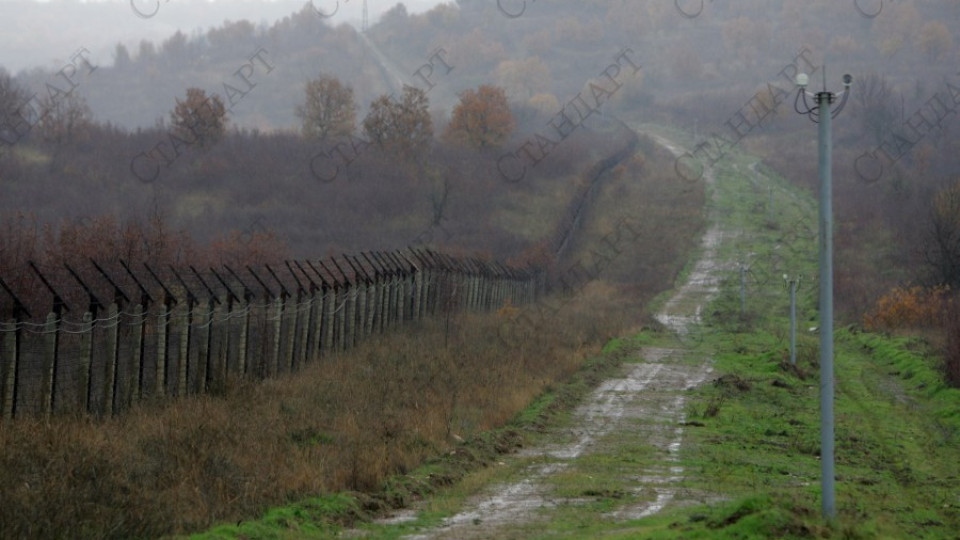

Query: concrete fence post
left=130, top=303, right=145, bottom=405
left=177, top=304, right=192, bottom=397
left=282, top=297, right=296, bottom=372
left=1, top=319, right=19, bottom=419
left=346, top=285, right=357, bottom=348
left=336, top=288, right=346, bottom=351
left=156, top=306, right=169, bottom=397
left=321, top=289, right=335, bottom=354
left=41, top=312, right=59, bottom=417
left=103, top=303, right=120, bottom=416
left=78, top=312, right=94, bottom=413
left=270, top=296, right=283, bottom=376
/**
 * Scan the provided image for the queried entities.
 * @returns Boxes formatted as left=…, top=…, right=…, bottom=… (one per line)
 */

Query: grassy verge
left=600, top=327, right=960, bottom=539
left=340, top=131, right=960, bottom=539
left=583, top=133, right=960, bottom=539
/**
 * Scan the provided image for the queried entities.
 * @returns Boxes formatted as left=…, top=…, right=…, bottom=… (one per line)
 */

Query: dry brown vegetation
left=0, top=290, right=626, bottom=539
left=0, top=130, right=706, bottom=539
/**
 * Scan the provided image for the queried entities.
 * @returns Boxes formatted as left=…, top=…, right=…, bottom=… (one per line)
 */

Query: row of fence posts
left=0, top=248, right=545, bottom=419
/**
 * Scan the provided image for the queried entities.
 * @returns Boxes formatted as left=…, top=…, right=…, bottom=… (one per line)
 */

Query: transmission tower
left=362, top=0, right=369, bottom=32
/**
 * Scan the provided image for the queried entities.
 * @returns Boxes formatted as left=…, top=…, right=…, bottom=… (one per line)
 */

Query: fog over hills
left=0, top=0, right=446, bottom=73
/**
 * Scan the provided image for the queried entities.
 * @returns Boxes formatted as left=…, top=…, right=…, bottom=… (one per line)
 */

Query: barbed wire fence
left=0, top=248, right=544, bottom=420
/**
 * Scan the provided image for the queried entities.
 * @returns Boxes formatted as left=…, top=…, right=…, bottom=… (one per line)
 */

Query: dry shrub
left=0, top=304, right=607, bottom=539
left=862, top=285, right=949, bottom=332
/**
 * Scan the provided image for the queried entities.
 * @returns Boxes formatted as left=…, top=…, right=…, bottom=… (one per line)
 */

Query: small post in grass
left=784, top=274, right=802, bottom=366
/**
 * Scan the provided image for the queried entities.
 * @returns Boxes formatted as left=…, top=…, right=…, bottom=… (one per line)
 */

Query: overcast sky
left=0, top=0, right=450, bottom=73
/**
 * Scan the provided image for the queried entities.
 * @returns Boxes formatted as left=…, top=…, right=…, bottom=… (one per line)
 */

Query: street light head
left=796, top=73, right=809, bottom=89
left=842, top=74, right=853, bottom=87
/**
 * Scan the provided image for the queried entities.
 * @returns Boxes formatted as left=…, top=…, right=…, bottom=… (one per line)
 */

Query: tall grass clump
left=0, top=288, right=637, bottom=539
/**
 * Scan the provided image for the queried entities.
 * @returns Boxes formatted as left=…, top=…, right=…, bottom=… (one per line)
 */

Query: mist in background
left=0, top=0, right=446, bottom=73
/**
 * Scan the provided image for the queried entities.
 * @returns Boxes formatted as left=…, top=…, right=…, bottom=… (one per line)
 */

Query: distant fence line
left=0, top=248, right=545, bottom=420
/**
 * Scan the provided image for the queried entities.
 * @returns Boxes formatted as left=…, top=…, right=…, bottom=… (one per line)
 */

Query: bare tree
left=35, top=91, right=91, bottom=144
left=852, top=72, right=898, bottom=146
left=924, top=180, right=960, bottom=289
left=0, top=69, right=29, bottom=147
left=429, top=172, right=451, bottom=227
left=295, top=74, right=356, bottom=140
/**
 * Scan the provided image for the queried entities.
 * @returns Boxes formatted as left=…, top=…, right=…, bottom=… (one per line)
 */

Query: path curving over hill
left=382, top=130, right=735, bottom=539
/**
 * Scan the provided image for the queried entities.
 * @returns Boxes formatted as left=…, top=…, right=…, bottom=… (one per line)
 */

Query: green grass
left=187, top=131, right=960, bottom=539
left=572, top=134, right=960, bottom=539
left=192, top=494, right=360, bottom=540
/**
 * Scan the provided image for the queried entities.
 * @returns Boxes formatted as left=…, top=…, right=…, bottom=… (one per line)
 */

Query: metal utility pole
left=794, top=68, right=851, bottom=521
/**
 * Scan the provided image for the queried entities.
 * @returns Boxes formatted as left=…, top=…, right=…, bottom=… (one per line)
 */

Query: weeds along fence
left=544, top=118, right=639, bottom=262
left=0, top=248, right=545, bottom=419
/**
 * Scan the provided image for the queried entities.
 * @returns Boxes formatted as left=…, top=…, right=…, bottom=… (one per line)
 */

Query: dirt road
left=390, top=133, right=733, bottom=539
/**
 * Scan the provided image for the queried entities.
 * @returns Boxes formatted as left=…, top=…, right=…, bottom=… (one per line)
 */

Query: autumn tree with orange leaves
left=444, top=85, right=514, bottom=149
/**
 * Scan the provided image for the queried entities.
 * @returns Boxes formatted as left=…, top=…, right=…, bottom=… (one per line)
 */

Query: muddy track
left=385, top=132, right=734, bottom=539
